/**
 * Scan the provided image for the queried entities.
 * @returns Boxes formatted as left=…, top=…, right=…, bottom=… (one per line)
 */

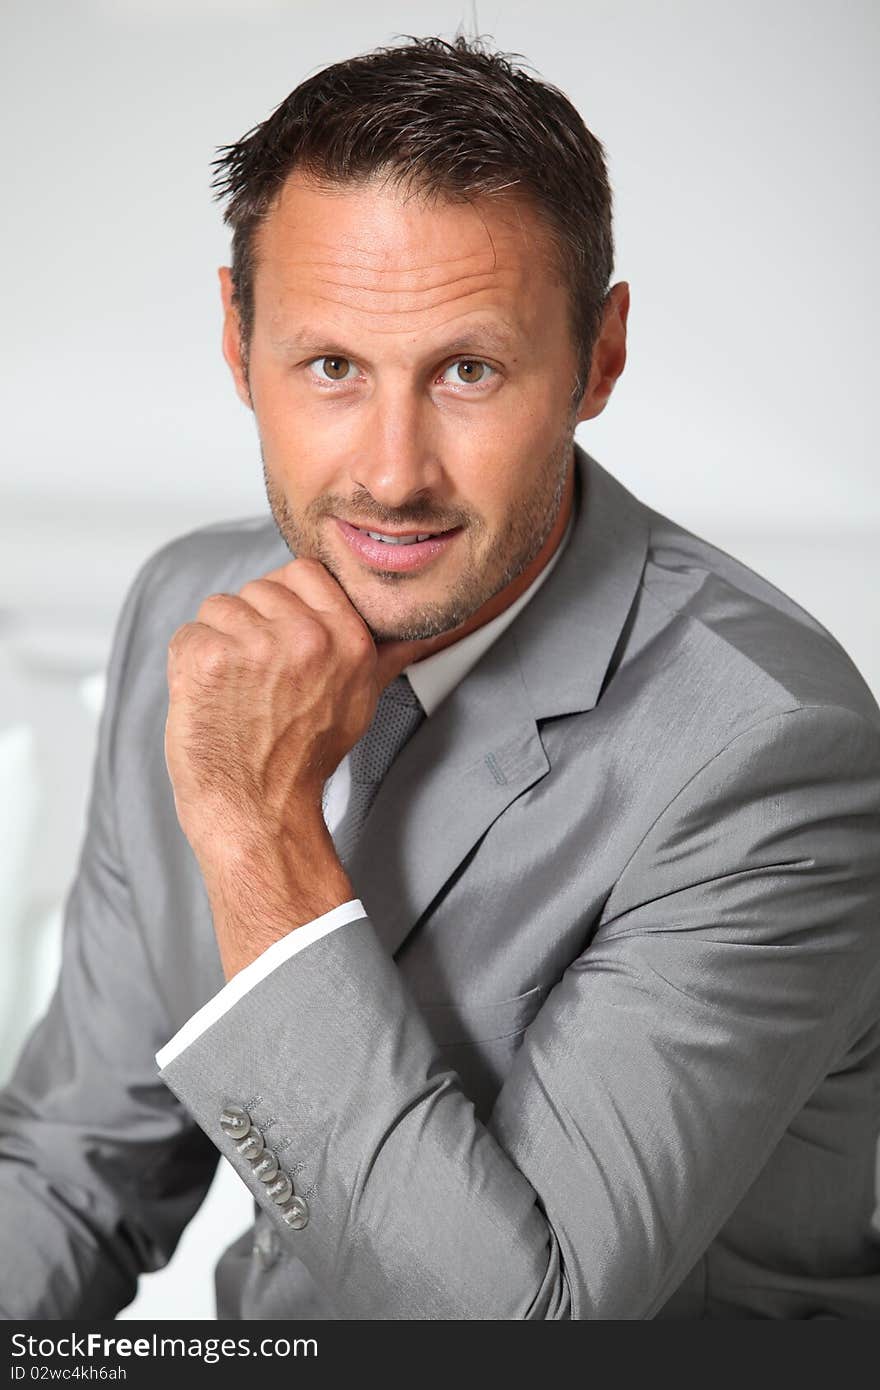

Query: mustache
left=312, top=496, right=471, bottom=532
left=260, top=450, right=472, bottom=533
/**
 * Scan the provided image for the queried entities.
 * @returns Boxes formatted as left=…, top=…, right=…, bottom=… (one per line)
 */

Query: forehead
left=249, top=172, right=568, bottom=343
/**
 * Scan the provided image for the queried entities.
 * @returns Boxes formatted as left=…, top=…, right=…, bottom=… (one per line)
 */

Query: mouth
left=334, top=518, right=463, bottom=573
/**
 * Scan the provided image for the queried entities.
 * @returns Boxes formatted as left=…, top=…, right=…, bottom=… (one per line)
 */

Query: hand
left=164, top=555, right=428, bottom=863
left=164, top=555, right=435, bottom=978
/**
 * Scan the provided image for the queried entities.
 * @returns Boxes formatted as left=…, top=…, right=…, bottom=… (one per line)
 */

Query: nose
left=349, top=382, right=444, bottom=514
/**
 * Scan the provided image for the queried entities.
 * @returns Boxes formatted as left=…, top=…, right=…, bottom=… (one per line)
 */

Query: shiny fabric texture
left=1, top=445, right=879, bottom=1318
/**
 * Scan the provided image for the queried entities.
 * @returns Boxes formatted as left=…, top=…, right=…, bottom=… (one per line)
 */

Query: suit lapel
left=347, top=631, right=550, bottom=957
left=349, top=446, right=651, bottom=959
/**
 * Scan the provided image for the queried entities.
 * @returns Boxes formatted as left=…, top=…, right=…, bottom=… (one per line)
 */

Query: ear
left=574, top=281, right=630, bottom=425
left=219, top=266, right=253, bottom=410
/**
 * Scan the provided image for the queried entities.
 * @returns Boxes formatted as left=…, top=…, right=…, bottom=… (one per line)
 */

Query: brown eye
left=320, top=356, right=352, bottom=380
left=455, top=359, right=486, bottom=383
left=440, top=358, right=496, bottom=387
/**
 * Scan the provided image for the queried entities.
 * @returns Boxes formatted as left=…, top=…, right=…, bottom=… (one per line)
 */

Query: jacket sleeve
left=157, top=702, right=880, bottom=1319
left=0, top=556, right=219, bottom=1320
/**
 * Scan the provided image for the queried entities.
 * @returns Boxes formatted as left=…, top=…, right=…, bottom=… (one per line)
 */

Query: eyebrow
left=270, top=321, right=520, bottom=361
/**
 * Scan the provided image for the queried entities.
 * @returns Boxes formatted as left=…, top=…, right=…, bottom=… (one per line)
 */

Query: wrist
left=198, top=813, right=355, bottom=979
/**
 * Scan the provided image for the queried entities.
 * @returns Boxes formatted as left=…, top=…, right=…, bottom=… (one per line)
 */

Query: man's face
left=222, top=173, right=599, bottom=643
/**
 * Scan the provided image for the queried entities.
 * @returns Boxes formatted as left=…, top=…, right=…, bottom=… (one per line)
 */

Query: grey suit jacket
left=1, top=445, right=879, bottom=1319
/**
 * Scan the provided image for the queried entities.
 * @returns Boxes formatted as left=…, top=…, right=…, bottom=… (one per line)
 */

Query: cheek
left=252, top=371, right=310, bottom=450
left=447, top=386, right=563, bottom=492
left=505, top=374, right=573, bottom=444
left=252, top=375, right=350, bottom=496
left=449, top=380, right=569, bottom=490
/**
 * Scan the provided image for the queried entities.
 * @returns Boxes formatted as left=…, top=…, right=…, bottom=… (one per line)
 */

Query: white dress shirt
left=156, top=508, right=574, bottom=1068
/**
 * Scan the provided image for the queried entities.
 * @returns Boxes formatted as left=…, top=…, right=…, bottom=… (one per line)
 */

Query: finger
left=261, top=556, right=354, bottom=619
left=168, top=620, right=218, bottom=658
left=237, top=576, right=312, bottom=622
left=167, top=622, right=237, bottom=675
left=195, top=591, right=267, bottom=635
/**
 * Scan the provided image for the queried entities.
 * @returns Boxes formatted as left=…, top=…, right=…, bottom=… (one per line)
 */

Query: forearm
left=159, top=913, right=562, bottom=1320
left=197, top=815, right=355, bottom=980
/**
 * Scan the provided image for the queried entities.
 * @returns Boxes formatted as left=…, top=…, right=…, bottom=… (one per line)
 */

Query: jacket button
left=252, top=1150, right=280, bottom=1183
left=280, top=1195, right=309, bottom=1229
left=219, top=1105, right=251, bottom=1140
left=235, top=1127, right=265, bottom=1160
left=265, top=1173, right=294, bottom=1205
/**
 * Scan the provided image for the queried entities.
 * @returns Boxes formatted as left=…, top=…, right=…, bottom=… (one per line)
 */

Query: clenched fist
left=166, top=557, right=376, bottom=853
left=163, top=555, right=430, bottom=977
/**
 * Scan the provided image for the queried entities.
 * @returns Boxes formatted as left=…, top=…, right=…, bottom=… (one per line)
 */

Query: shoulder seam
left=601, top=702, right=877, bottom=922
left=639, top=565, right=845, bottom=710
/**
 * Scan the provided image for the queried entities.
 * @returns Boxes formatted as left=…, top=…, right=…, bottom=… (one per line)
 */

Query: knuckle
left=168, top=623, right=236, bottom=683
left=238, top=579, right=267, bottom=603
left=196, top=591, right=237, bottom=621
left=240, top=578, right=283, bottom=608
left=246, top=628, right=278, bottom=665
left=168, top=622, right=194, bottom=657
left=197, top=639, right=231, bottom=677
left=297, top=621, right=331, bottom=659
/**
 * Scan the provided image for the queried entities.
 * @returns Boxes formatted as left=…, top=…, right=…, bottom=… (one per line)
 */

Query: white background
left=1, top=0, right=877, bottom=1319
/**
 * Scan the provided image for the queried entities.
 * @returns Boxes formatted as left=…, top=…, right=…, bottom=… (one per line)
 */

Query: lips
left=334, top=518, right=462, bottom=573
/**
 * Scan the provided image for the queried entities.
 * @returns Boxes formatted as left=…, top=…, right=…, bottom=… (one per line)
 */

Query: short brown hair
left=212, top=34, right=615, bottom=394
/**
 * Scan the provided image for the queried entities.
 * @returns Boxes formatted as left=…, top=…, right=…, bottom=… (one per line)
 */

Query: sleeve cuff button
left=219, top=1104, right=252, bottom=1140
left=235, top=1127, right=265, bottom=1160
left=266, top=1173, right=294, bottom=1205
left=280, top=1195, right=309, bottom=1229
left=252, top=1150, right=280, bottom=1183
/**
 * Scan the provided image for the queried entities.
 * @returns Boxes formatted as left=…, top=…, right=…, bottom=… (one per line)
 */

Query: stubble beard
left=261, top=426, right=576, bottom=644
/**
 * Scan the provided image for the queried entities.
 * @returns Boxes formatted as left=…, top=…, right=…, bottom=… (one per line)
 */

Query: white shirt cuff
left=155, top=898, right=368, bottom=1070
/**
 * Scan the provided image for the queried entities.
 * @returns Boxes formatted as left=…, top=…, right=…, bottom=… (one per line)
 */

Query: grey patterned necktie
left=332, top=674, right=425, bottom=871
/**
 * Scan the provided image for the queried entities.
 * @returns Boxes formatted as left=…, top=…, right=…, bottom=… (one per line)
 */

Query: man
left=1, top=34, right=879, bottom=1321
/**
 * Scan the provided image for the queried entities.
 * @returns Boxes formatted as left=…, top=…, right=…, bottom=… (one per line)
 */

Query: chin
left=326, top=545, right=493, bottom=644
left=348, top=589, right=455, bottom=644
left=363, top=616, right=443, bottom=645
left=371, top=602, right=479, bottom=646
